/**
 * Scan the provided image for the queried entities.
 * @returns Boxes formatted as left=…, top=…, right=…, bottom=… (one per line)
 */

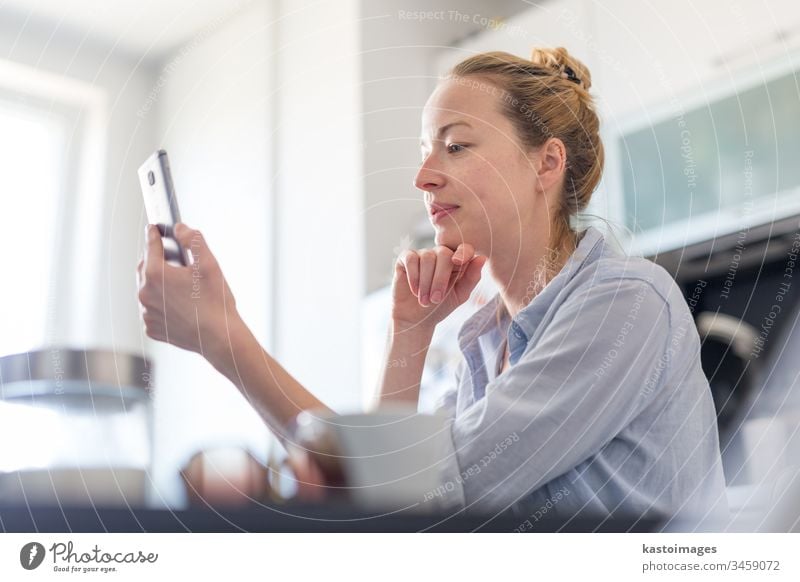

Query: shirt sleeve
left=438, top=276, right=673, bottom=511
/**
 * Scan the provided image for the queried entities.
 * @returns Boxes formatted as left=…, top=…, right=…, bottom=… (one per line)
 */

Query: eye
left=447, top=143, right=467, bottom=154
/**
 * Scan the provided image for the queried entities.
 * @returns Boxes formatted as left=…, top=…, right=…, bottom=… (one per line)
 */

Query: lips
left=429, top=203, right=460, bottom=223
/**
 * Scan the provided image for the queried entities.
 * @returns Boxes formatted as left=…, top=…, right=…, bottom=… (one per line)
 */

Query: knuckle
left=188, top=229, right=203, bottom=244
left=419, top=249, right=436, bottom=263
left=143, top=319, right=162, bottom=339
left=434, top=245, right=453, bottom=258
left=399, top=250, right=417, bottom=264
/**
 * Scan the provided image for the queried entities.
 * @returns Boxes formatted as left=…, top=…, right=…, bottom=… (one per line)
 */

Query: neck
left=488, top=227, right=576, bottom=318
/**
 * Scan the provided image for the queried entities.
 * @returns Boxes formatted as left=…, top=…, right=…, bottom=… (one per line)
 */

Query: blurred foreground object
left=287, top=407, right=450, bottom=511
left=0, top=348, right=152, bottom=506
left=181, top=447, right=269, bottom=507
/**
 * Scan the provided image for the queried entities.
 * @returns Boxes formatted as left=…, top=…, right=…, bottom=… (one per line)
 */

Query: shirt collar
left=458, top=226, right=608, bottom=364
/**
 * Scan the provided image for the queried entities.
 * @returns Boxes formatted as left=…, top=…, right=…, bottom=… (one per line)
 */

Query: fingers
left=174, top=222, right=195, bottom=252
left=142, top=318, right=166, bottom=341
left=174, top=223, right=215, bottom=267
left=405, top=244, right=478, bottom=307
left=451, top=243, right=475, bottom=266
left=443, top=243, right=474, bottom=294
left=417, top=249, right=436, bottom=306
left=287, top=452, right=327, bottom=503
left=137, top=254, right=150, bottom=306
left=139, top=228, right=167, bottom=338
left=143, top=224, right=172, bottom=289
left=453, top=254, right=487, bottom=302
left=429, top=247, right=455, bottom=304
left=465, top=254, right=487, bottom=285
left=398, top=251, right=420, bottom=296
left=144, top=224, right=164, bottom=272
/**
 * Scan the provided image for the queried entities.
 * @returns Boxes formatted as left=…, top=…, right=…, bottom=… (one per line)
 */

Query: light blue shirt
left=435, top=226, right=729, bottom=522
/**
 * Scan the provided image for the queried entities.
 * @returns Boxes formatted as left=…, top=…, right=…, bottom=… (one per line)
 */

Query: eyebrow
left=436, top=120, right=473, bottom=138
left=420, top=120, right=473, bottom=148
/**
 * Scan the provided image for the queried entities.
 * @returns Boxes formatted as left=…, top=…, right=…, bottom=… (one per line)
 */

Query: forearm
left=206, top=314, right=329, bottom=440
left=376, top=321, right=435, bottom=407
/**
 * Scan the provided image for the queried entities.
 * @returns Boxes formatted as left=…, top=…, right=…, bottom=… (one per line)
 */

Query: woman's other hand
left=392, top=243, right=486, bottom=331
left=136, top=223, right=239, bottom=356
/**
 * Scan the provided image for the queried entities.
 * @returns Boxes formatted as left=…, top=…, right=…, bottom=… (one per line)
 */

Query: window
left=0, top=98, right=67, bottom=355
left=617, top=58, right=800, bottom=256
left=0, top=59, right=106, bottom=357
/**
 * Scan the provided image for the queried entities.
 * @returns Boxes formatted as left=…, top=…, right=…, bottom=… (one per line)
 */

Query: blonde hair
left=448, top=47, right=604, bottom=259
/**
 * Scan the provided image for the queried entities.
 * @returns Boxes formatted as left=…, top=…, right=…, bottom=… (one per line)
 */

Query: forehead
left=421, top=77, right=507, bottom=134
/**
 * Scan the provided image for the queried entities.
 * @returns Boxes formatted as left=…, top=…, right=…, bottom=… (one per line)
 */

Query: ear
left=529, top=137, right=567, bottom=193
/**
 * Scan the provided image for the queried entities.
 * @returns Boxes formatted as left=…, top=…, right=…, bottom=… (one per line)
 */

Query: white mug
left=289, top=405, right=451, bottom=511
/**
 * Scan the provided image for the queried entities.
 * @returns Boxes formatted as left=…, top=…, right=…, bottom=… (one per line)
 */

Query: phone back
left=138, top=150, right=189, bottom=266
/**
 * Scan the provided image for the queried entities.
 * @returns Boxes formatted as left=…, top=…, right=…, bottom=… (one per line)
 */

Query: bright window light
left=0, top=100, right=66, bottom=356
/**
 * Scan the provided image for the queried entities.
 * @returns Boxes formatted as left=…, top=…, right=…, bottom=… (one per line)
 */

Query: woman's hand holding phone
left=137, top=223, right=239, bottom=357
left=391, top=243, right=486, bottom=332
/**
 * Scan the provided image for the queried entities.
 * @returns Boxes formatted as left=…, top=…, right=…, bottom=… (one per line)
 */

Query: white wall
left=273, top=0, right=365, bottom=412
left=147, top=0, right=274, bottom=506
left=360, top=3, right=451, bottom=294
left=591, top=0, right=800, bottom=118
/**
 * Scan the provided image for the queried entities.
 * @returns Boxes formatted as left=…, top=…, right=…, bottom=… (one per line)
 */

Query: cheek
left=484, top=158, right=537, bottom=213
left=439, top=157, right=531, bottom=246
left=462, top=162, right=495, bottom=200
left=473, top=152, right=521, bottom=193
left=465, top=164, right=524, bottom=222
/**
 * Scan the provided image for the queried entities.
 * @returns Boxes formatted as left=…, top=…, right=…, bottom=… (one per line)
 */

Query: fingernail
left=421, top=293, right=429, bottom=306
left=431, top=290, right=442, bottom=304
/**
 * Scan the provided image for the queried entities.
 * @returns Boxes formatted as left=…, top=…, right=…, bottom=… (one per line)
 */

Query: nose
left=414, top=155, right=445, bottom=192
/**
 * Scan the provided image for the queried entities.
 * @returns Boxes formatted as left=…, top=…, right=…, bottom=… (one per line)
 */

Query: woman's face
left=416, top=77, right=558, bottom=254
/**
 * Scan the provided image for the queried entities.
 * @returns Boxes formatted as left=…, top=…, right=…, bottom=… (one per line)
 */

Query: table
left=0, top=503, right=665, bottom=532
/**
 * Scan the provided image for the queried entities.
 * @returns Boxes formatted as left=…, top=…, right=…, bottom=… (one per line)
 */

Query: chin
left=434, top=226, right=473, bottom=252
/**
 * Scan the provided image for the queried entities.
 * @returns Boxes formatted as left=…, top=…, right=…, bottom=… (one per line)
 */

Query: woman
left=137, top=47, right=728, bottom=521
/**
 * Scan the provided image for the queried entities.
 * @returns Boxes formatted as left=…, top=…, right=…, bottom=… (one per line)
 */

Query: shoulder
left=564, top=227, right=683, bottom=307
left=566, top=252, right=689, bottom=329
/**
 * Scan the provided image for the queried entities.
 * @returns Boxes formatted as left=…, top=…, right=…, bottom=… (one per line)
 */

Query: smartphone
left=138, top=149, right=192, bottom=266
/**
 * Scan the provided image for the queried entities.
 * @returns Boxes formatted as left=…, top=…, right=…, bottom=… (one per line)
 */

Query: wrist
left=205, top=311, right=250, bottom=373
left=391, top=318, right=435, bottom=338
left=389, top=319, right=435, bottom=350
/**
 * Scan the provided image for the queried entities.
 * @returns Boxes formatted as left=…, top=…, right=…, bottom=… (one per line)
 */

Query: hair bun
left=530, top=46, right=592, bottom=91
